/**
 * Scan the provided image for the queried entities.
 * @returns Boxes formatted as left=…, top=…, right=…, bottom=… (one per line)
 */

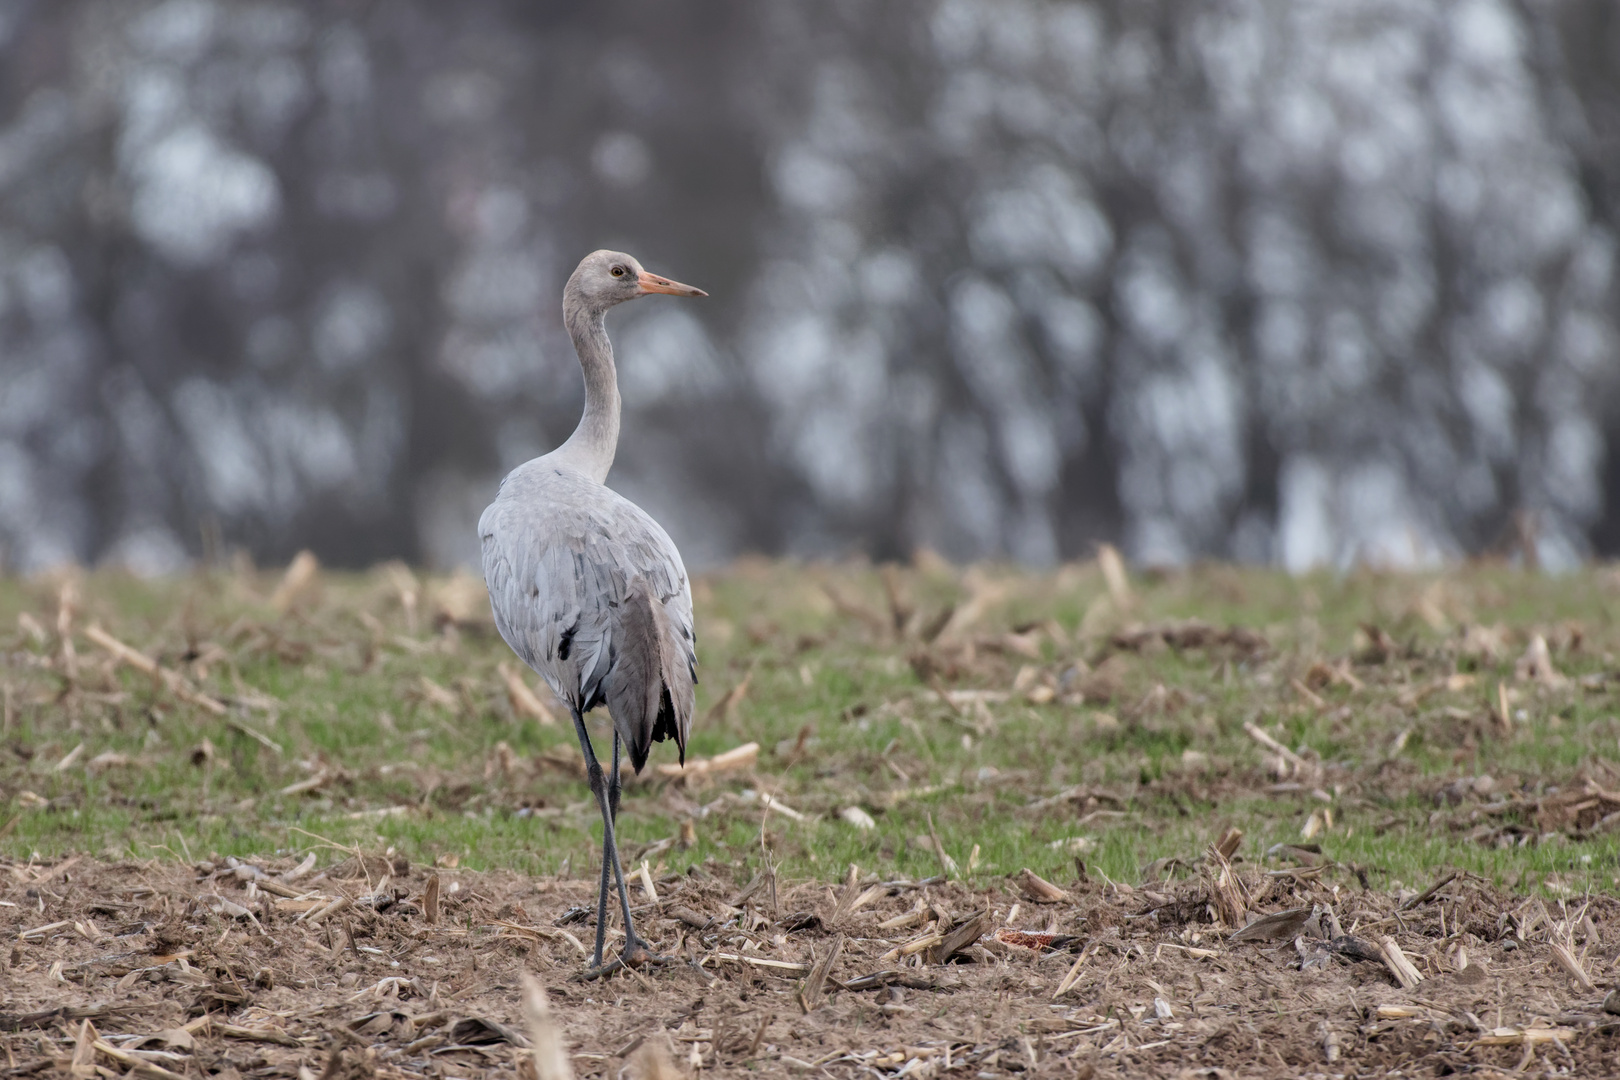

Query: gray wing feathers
left=604, top=576, right=693, bottom=772
left=480, top=467, right=695, bottom=772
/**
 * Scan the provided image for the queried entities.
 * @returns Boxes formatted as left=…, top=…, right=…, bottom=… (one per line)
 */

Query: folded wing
left=480, top=468, right=695, bottom=771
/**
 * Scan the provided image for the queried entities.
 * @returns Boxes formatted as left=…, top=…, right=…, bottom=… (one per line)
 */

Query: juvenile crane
left=480, top=250, right=705, bottom=978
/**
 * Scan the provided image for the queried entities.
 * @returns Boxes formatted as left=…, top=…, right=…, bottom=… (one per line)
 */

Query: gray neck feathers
left=552, top=293, right=621, bottom=484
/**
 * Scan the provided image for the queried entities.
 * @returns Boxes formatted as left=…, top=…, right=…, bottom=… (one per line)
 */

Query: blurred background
left=1, top=0, right=1618, bottom=574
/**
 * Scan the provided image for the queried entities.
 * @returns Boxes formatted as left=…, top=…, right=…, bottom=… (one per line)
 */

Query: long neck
left=552, top=301, right=620, bottom=483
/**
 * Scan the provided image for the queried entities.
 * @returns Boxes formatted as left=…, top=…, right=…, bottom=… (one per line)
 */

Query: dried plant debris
left=1105, top=619, right=1269, bottom=659
left=8, top=562, right=1620, bottom=1075
left=1228, top=905, right=1313, bottom=943
left=0, top=856, right=1617, bottom=1078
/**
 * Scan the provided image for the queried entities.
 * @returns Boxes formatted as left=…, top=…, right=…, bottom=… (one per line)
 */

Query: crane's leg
left=608, top=731, right=624, bottom=822
left=567, top=708, right=613, bottom=968
left=591, top=819, right=613, bottom=966
left=572, top=712, right=668, bottom=980
left=588, top=737, right=621, bottom=965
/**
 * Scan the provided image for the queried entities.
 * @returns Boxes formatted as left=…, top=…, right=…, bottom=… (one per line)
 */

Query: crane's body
left=479, top=249, right=705, bottom=978
left=480, top=462, right=695, bottom=771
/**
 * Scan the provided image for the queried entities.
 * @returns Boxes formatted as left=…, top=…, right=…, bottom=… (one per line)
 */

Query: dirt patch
left=4, top=855, right=1618, bottom=1078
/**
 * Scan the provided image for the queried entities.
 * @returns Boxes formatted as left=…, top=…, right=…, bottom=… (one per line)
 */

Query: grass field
left=2, top=554, right=1618, bottom=894
left=6, top=554, right=1620, bottom=1078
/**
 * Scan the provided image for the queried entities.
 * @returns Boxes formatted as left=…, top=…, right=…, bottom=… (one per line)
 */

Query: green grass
left=2, top=558, right=1618, bottom=896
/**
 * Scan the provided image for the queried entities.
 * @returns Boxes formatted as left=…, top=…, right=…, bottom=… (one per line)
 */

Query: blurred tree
left=747, top=0, right=1620, bottom=568
left=0, top=0, right=1614, bottom=572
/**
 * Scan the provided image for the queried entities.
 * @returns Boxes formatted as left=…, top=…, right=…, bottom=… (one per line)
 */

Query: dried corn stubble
left=0, top=854, right=1614, bottom=1077
left=799, top=934, right=845, bottom=1012
left=520, top=971, right=572, bottom=1080
left=1377, top=935, right=1424, bottom=989
left=499, top=662, right=557, bottom=726
left=1018, top=868, right=1069, bottom=904
left=270, top=550, right=320, bottom=612
left=1229, top=906, right=1313, bottom=943
left=1203, top=844, right=1249, bottom=929
left=9, top=562, right=1620, bottom=1075
left=1515, top=634, right=1567, bottom=687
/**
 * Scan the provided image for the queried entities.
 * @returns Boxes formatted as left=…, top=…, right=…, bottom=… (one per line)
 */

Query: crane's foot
left=574, top=940, right=676, bottom=981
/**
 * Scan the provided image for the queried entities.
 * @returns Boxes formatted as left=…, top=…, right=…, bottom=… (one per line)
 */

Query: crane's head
left=566, top=249, right=707, bottom=313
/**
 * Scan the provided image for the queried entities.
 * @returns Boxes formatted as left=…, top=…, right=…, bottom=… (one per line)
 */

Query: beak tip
left=637, top=270, right=707, bottom=298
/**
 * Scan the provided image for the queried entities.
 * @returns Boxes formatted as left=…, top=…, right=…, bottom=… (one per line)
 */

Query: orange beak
left=637, top=270, right=707, bottom=298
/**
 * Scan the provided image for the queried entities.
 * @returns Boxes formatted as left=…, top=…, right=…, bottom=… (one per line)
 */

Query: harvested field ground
left=3, top=856, right=1619, bottom=1078
left=3, top=556, right=1620, bottom=1076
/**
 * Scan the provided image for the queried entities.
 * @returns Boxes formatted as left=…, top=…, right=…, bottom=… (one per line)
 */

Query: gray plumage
left=480, top=464, right=695, bottom=771
left=479, top=248, right=706, bottom=977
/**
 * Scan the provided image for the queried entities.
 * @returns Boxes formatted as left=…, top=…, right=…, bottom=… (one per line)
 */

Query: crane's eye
left=610, top=265, right=626, bottom=278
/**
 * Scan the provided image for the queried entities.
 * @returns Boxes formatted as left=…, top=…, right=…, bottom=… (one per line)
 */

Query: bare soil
left=4, top=854, right=1618, bottom=1078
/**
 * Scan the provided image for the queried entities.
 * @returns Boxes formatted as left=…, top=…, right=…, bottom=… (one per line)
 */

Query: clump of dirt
left=3, top=853, right=1617, bottom=1078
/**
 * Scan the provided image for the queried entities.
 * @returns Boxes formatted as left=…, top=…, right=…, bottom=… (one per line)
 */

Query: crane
left=480, top=249, right=705, bottom=979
